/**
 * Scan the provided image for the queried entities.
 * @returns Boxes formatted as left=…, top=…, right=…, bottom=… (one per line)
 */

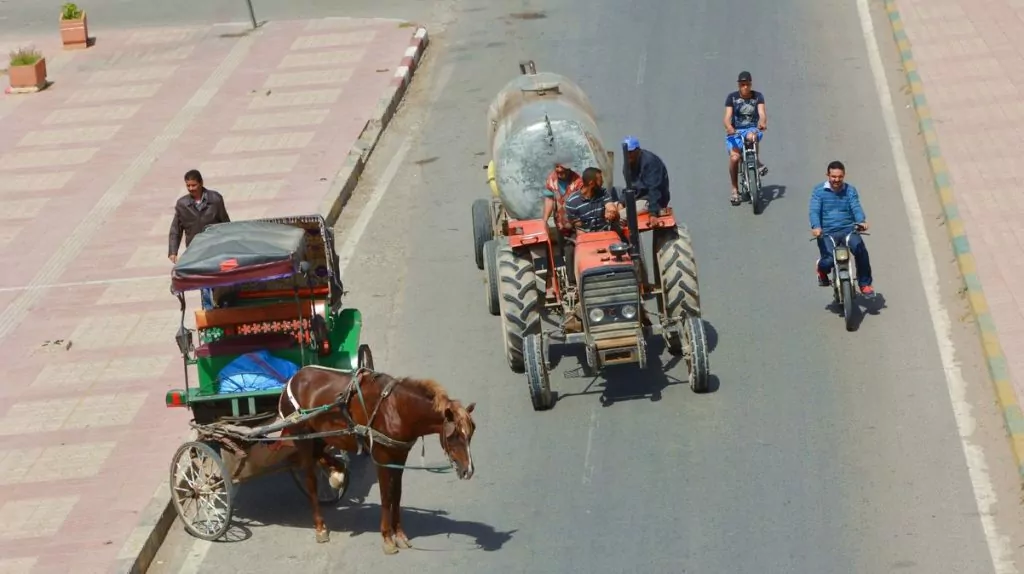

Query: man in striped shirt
left=809, top=160, right=874, bottom=295
left=564, top=167, right=619, bottom=233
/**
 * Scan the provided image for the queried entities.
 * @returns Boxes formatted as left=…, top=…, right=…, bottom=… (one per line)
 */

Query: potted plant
left=59, top=3, right=89, bottom=49
left=7, top=47, right=47, bottom=91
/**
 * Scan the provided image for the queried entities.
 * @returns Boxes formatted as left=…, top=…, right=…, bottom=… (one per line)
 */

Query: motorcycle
left=812, top=225, right=869, bottom=332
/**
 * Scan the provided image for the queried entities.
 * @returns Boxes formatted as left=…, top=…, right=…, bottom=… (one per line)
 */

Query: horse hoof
left=315, top=530, right=330, bottom=543
left=396, top=537, right=413, bottom=549
left=382, top=541, right=399, bottom=555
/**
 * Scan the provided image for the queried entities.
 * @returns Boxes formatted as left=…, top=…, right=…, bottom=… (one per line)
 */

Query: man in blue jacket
left=621, top=136, right=671, bottom=214
left=809, top=160, right=875, bottom=295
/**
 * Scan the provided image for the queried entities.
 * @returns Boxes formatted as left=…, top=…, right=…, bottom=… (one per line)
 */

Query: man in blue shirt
left=724, top=71, right=768, bottom=206
left=809, top=160, right=875, bottom=295
left=621, top=136, right=671, bottom=214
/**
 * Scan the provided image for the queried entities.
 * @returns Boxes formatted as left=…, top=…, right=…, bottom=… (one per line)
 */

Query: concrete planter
left=60, top=11, right=89, bottom=49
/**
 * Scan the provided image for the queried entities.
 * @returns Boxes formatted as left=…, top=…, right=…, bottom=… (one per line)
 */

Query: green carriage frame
left=165, top=214, right=374, bottom=541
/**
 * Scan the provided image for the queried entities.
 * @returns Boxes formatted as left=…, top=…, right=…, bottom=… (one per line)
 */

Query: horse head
left=440, top=400, right=476, bottom=480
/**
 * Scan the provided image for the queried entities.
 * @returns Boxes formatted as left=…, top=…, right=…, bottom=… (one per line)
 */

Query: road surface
left=151, top=0, right=1024, bottom=572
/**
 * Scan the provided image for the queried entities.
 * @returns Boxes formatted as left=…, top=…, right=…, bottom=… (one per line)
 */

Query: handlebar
left=808, top=226, right=869, bottom=242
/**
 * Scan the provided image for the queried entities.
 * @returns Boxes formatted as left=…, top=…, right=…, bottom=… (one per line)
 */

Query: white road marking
left=636, top=47, right=646, bottom=86
left=856, top=0, right=1017, bottom=571
left=582, top=405, right=598, bottom=484
left=170, top=61, right=456, bottom=574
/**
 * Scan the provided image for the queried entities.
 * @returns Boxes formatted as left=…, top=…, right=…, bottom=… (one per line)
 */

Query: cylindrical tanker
left=486, top=66, right=613, bottom=221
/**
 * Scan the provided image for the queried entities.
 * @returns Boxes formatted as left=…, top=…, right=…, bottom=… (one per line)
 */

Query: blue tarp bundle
left=217, top=350, right=300, bottom=394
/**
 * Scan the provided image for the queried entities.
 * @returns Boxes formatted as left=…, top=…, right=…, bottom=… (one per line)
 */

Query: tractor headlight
left=620, top=304, right=637, bottom=320
left=589, top=308, right=605, bottom=323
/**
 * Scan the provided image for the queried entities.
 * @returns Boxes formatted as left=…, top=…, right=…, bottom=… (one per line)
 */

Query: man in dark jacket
left=168, top=169, right=230, bottom=309
left=621, top=136, right=670, bottom=215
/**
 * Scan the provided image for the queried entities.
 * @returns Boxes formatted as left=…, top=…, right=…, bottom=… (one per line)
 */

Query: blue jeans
left=201, top=288, right=214, bottom=310
left=725, top=127, right=763, bottom=153
left=816, top=232, right=873, bottom=287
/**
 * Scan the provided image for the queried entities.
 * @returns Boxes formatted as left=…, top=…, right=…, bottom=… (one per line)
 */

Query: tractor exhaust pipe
left=621, top=188, right=641, bottom=259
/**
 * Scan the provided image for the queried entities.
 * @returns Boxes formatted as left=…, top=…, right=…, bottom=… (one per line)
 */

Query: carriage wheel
left=357, top=344, right=374, bottom=371
left=290, top=449, right=351, bottom=504
left=169, top=441, right=234, bottom=541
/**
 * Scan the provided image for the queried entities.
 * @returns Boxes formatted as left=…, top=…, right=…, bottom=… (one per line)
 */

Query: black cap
left=737, top=71, right=752, bottom=82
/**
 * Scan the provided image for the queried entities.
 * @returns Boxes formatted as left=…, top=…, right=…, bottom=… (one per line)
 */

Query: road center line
left=855, top=0, right=1016, bottom=571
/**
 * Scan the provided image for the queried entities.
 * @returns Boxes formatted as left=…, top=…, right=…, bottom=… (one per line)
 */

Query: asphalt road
left=151, top=0, right=1024, bottom=572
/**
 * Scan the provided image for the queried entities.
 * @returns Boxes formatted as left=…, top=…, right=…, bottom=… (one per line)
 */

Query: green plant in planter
left=61, top=2, right=83, bottom=20
left=9, top=47, right=43, bottom=67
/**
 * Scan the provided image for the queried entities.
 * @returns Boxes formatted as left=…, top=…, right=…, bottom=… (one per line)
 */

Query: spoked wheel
left=748, top=162, right=762, bottom=215
left=524, top=333, right=553, bottom=411
left=357, top=344, right=374, bottom=371
left=291, top=449, right=351, bottom=504
left=685, top=316, right=710, bottom=393
left=841, top=279, right=856, bottom=332
left=170, top=441, right=234, bottom=541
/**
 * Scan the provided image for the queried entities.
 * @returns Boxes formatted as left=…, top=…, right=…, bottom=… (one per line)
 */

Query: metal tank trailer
left=469, top=60, right=709, bottom=406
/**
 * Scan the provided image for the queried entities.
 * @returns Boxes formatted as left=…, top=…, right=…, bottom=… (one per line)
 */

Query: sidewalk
left=0, top=17, right=427, bottom=573
left=886, top=0, right=1024, bottom=478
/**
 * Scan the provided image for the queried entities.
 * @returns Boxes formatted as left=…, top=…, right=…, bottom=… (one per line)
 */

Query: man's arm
left=542, top=196, right=555, bottom=222
left=809, top=187, right=823, bottom=231
left=723, top=94, right=735, bottom=133
left=756, top=92, right=767, bottom=130
left=847, top=185, right=867, bottom=224
left=168, top=204, right=183, bottom=260
left=215, top=192, right=230, bottom=223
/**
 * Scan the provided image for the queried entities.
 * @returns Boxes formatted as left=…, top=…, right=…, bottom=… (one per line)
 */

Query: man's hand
left=168, top=254, right=178, bottom=264
left=604, top=204, right=619, bottom=221
left=726, top=126, right=736, bottom=135
left=856, top=222, right=870, bottom=231
left=811, top=228, right=822, bottom=238
left=757, top=121, right=767, bottom=131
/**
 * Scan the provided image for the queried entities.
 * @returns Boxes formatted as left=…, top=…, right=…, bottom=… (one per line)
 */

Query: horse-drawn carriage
left=165, top=214, right=373, bottom=541
left=165, top=214, right=479, bottom=554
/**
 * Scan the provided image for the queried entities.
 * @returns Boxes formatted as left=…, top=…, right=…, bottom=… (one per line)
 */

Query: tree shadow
left=550, top=320, right=721, bottom=407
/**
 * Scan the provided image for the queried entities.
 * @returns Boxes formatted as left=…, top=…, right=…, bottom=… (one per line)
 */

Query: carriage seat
left=194, top=301, right=315, bottom=358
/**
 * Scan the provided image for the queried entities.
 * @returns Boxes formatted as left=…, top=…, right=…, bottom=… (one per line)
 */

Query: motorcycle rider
left=809, top=160, right=875, bottom=295
left=621, top=136, right=671, bottom=215
left=724, top=70, right=768, bottom=206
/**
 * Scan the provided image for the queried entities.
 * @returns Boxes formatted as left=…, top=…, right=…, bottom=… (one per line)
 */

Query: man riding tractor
left=559, top=166, right=620, bottom=331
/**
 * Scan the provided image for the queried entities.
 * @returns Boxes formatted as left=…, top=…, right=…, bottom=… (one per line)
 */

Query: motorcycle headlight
left=620, top=304, right=637, bottom=319
left=588, top=308, right=605, bottom=323
left=834, top=247, right=850, bottom=262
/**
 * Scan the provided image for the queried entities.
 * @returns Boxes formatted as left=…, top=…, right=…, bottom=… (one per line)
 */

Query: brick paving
left=0, top=17, right=418, bottom=573
left=892, top=1, right=1024, bottom=409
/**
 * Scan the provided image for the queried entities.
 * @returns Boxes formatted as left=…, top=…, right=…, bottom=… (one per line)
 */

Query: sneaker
left=816, top=260, right=830, bottom=287
left=758, top=164, right=769, bottom=177
left=860, top=285, right=875, bottom=296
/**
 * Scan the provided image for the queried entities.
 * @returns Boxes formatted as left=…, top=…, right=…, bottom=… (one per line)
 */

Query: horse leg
left=391, top=466, right=412, bottom=549
left=376, top=463, right=399, bottom=555
left=298, top=437, right=330, bottom=543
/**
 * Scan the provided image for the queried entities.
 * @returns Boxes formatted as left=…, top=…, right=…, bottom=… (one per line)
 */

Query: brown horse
left=277, top=364, right=477, bottom=554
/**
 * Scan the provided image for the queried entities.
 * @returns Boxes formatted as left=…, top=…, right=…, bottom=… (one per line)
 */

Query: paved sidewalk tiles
left=887, top=0, right=1024, bottom=481
left=0, top=17, right=428, bottom=573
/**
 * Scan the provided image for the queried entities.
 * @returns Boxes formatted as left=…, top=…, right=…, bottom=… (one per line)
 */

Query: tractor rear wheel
left=656, top=225, right=701, bottom=356
left=496, top=239, right=541, bottom=373
left=472, top=199, right=493, bottom=270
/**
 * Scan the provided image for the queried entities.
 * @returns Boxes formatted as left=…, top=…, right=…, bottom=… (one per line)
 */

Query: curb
left=318, top=24, right=430, bottom=225
left=881, top=0, right=1024, bottom=484
left=118, top=25, right=430, bottom=574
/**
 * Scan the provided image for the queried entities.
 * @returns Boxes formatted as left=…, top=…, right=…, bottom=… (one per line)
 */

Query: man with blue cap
left=621, top=136, right=671, bottom=215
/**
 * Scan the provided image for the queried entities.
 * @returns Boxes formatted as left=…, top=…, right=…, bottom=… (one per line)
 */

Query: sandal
left=730, top=192, right=742, bottom=206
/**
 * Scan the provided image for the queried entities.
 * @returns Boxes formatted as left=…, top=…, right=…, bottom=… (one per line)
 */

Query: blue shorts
left=725, top=127, right=763, bottom=153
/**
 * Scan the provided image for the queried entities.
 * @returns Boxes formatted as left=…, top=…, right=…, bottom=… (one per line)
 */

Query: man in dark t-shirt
left=723, top=70, right=769, bottom=206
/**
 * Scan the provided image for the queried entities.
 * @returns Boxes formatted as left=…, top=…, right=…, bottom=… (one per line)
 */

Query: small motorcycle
left=736, top=128, right=766, bottom=214
left=813, top=225, right=869, bottom=332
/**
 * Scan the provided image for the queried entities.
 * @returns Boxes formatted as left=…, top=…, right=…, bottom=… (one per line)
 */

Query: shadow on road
left=211, top=457, right=514, bottom=552
left=551, top=319, right=721, bottom=407
left=823, top=290, right=888, bottom=331
left=759, top=184, right=787, bottom=212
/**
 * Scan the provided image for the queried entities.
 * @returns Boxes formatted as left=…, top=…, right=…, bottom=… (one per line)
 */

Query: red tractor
left=471, top=61, right=709, bottom=411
